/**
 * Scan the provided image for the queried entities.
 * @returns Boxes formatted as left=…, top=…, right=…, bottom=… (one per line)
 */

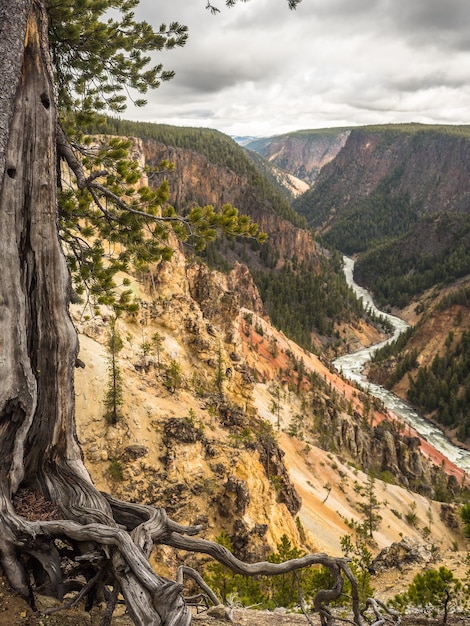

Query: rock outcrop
left=74, top=247, right=304, bottom=562
left=142, top=139, right=320, bottom=268
left=370, top=537, right=436, bottom=573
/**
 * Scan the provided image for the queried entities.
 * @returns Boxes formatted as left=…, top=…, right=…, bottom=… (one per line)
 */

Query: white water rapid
left=333, top=256, right=470, bottom=475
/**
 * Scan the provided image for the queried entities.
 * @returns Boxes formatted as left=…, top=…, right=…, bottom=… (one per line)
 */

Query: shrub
left=391, top=567, right=462, bottom=624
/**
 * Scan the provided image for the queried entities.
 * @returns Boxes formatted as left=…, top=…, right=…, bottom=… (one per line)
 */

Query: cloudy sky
left=126, top=0, right=470, bottom=137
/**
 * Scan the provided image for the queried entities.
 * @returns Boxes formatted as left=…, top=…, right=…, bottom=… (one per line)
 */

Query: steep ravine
left=0, top=248, right=466, bottom=625
left=294, top=125, right=470, bottom=230
left=141, top=138, right=320, bottom=267
left=74, top=248, right=464, bottom=565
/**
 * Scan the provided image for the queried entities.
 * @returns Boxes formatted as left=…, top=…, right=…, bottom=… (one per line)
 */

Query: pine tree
left=357, top=475, right=382, bottom=539
left=103, top=317, right=124, bottom=424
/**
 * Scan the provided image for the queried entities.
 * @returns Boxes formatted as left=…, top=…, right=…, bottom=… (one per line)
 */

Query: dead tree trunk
left=0, top=3, right=382, bottom=626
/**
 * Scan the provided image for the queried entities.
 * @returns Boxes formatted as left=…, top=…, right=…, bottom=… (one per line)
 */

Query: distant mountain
left=245, top=149, right=309, bottom=201
left=246, top=127, right=350, bottom=186
left=231, top=135, right=260, bottom=146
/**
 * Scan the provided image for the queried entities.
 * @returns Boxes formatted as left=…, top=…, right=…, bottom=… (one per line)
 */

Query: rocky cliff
left=142, top=138, right=319, bottom=268
left=74, top=249, right=303, bottom=564
left=70, top=123, right=468, bottom=573
left=90, top=122, right=375, bottom=355
left=294, top=124, right=470, bottom=231
left=246, top=128, right=350, bottom=186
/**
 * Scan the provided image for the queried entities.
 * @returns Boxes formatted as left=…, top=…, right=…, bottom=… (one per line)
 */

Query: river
left=333, top=256, right=470, bottom=475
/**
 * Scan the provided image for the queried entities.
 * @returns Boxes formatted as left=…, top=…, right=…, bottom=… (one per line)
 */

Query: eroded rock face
left=440, top=503, right=460, bottom=531
left=300, top=128, right=470, bottom=227
left=141, top=139, right=320, bottom=268
left=249, top=131, right=350, bottom=186
left=370, top=537, right=436, bottom=573
left=74, top=235, right=304, bottom=560
left=320, top=403, right=450, bottom=499
left=256, top=434, right=302, bottom=516
left=187, top=261, right=265, bottom=328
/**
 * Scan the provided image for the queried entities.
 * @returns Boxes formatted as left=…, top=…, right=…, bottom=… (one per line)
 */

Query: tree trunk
left=0, top=3, right=377, bottom=626
left=0, top=0, right=99, bottom=519
left=0, top=2, right=191, bottom=623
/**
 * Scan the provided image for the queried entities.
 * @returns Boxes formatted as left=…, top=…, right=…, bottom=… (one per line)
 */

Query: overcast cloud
left=124, top=0, right=470, bottom=137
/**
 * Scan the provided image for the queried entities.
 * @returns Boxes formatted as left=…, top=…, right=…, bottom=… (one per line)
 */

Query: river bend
left=333, top=256, right=470, bottom=475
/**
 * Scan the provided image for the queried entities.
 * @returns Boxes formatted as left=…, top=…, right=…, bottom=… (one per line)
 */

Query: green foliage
left=321, top=189, right=418, bottom=256
left=370, top=327, right=419, bottom=392
left=293, top=122, right=470, bottom=311
left=253, top=255, right=365, bottom=350
left=108, top=458, right=125, bottom=481
left=88, top=117, right=308, bottom=228
left=59, top=135, right=265, bottom=311
left=460, top=504, right=470, bottom=538
left=213, top=343, right=226, bottom=395
left=356, top=475, right=382, bottom=539
left=204, top=532, right=336, bottom=611
left=404, top=501, right=418, bottom=527
left=75, top=122, right=368, bottom=346
left=391, top=567, right=462, bottom=622
left=151, top=331, right=164, bottom=368
left=47, top=0, right=187, bottom=122
left=164, top=359, right=183, bottom=393
left=265, top=535, right=306, bottom=608
left=407, top=330, right=470, bottom=440
left=372, top=326, right=416, bottom=363
left=204, top=531, right=266, bottom=606
left=437, top=285, right=470, bottom=311
left=103, top=317, right=124, bottom=424
left=206, top=0, right=301, bottom=13
left=340, top=534, right=374, bottom=605
left=43, top=3, right=266, bottom=312
left=354, top=211, right=470, bottom=308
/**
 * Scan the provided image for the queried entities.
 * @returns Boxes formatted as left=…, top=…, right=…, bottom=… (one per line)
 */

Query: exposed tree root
left=0, top=484, right=402, bottom=626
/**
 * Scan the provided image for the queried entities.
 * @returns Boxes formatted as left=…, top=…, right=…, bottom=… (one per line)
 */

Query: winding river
left=333, top=256, right=470, bottom=475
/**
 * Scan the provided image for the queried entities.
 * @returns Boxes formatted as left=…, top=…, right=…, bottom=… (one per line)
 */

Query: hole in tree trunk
left=40, top=93, right=50, bottom=109
left=7, top=168, right=16, bottom=178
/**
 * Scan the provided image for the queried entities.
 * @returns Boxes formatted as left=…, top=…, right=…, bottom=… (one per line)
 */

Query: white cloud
left=124, top=0, right=470, bottom=136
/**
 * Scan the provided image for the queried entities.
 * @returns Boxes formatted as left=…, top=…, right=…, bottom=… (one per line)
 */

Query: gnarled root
left=0, top=488, right=394, bottom=626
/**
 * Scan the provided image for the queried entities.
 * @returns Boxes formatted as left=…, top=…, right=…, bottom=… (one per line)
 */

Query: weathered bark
left=0, top=2, right=189, bottom=623
left=0, top=3, right=392, bottom=626
left=0, top=0, right=30, bottom=183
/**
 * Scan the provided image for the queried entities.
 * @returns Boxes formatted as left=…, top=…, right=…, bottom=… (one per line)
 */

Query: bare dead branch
left=43, top=569, right=101, bottom=614
left=363, top=597, right=401, bottom=625
left=177, top=565, right=221, bottom=606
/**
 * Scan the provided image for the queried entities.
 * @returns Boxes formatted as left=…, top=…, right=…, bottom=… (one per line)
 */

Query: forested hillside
left=293, top=124, right=470, bottom=308
left=369, top=280, right=470, bottom=443
left=354, top=212, right=470, bottom=308
left=90, top=118, right=307, bottom=227
left=281, top=125, right=470, bottom=446
left=89, top=117, right=369, bottom=353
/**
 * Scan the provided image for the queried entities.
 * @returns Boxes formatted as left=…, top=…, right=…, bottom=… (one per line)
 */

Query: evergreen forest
left=407, top=329, right=470, bottom=441
left=354, top=212, right=470, bottom=308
